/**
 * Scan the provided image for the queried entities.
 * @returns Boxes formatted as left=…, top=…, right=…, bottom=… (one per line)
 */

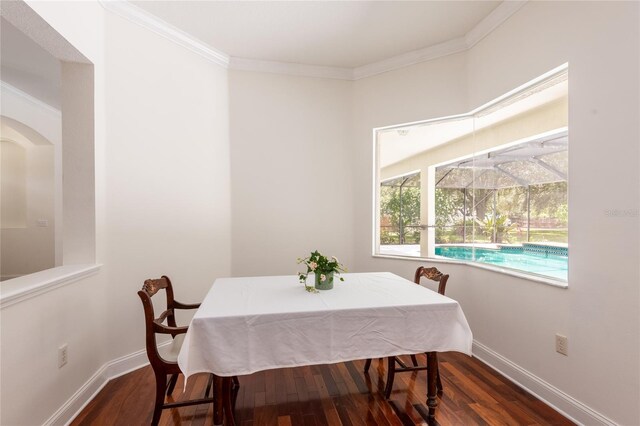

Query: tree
left=435, top=188, right=466, bottom=243
left=380, top=179, right=420, bottom=244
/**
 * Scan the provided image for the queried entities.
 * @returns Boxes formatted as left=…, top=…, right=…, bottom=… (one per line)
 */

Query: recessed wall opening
left=0, top=5, right=95, bottom=281
left=375, top=65, right=569, bottom=282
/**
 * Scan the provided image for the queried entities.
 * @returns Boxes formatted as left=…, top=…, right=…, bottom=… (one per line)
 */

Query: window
left=379, top=172, right=421, bottom=256
left=374, top=66, right=568, bottom=282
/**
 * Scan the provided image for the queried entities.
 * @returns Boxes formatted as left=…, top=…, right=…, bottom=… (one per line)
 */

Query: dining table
left=178, top=272, right=473, bottom=425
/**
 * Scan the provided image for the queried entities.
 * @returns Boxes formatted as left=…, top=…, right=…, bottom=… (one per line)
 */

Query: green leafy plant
left=297, top=250, right=346, bottom=290
left=482, top=214, right=514, bottom=243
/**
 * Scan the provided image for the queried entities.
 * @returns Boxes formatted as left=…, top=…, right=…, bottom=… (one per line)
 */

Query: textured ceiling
left=1, top=17, right=61, bottom=108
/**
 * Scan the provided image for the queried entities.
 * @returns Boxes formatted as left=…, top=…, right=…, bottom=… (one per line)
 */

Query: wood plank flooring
left=71, top=353, right=574, bottom=425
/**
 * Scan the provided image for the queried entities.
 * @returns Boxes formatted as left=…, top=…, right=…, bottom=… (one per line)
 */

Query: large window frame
left=372, top=64, right=569, bottom=286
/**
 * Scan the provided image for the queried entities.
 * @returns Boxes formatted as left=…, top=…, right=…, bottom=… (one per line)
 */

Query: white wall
left=465, top=2, right=639, bottom=423
left=0, top=3, right=106, bottom=424
left=103, top=10, right=231, bottom=357
left=229, top=71, right=354, bottom=276
left=0, top=272, right=107, bottom=425
left=353, top=2, right=639, bottom=425
left=1, top=140, right=27, bottom=228
left=61, top=62, right=96, bottom=265
left=0, top=2, right=232, bottom=425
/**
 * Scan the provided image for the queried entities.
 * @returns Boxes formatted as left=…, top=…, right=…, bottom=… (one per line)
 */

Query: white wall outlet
left=58, top=344, right=68, bottom=368
left=555, top=334, right=568, bottom=356
left=37, top=219, right=49, bottom=227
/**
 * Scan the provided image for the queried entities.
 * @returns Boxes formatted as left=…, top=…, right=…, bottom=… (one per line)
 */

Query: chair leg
left=364, top=358, right=372, bottom=373
left=384, top=356, right=396, bottom=399
left=152, top=373, right=166, bottom=426
left=166, top=373, right=179, bottom=396
left=205, top=374, right=214, bottom=398
left=231, top=378, right=240, bottom=411
left=410, top=354, right=419, bottom=367
left=230, top=376, right=240, bottom=410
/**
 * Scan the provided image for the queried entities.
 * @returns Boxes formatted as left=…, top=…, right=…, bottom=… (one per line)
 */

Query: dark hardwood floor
left=71, top=353, right=574, bottom=425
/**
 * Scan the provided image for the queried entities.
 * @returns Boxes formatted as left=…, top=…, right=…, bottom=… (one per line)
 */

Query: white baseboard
left=43, top=343, right=169, bottom=426
left=472, top=340, right=617, bottom=426
left=44, top=340, right=616, bottom=426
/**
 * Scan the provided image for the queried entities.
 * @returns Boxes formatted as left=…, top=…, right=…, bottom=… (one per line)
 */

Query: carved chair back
left=138, top=276, right=185, bottom=372
left=414, top=266, right=449, bottom=295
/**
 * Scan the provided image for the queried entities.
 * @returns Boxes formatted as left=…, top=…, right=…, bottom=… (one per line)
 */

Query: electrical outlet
left=58, top=344, right=68, bottom=368
left=555, top=334, right=568, bottom=356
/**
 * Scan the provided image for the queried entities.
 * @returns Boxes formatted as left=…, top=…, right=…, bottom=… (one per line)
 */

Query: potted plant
left=297, top=250, right=346, bottom=291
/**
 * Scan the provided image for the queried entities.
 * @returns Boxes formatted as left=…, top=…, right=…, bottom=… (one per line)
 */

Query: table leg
left=426, top=352, right=438, bottom=420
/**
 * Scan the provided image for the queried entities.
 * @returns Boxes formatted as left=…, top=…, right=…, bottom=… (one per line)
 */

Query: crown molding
left=0, top=80, right=61, bottom=116
left=352, top=37, right=468, bottom=80
left=100, top=0, right=527, bottom=80
left=353, top=0, right=528, bottom=80
left=230, top=57, right=353, bottom=80
left=99, top=0, right=230, bottom=67
left=465, top=0, right=528, bottom=48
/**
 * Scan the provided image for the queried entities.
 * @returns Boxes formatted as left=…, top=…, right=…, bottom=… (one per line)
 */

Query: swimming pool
left=435, top=245, right=568, bottom=281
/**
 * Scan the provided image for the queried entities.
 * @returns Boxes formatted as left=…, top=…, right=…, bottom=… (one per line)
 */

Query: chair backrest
left=137, top=276, right=180, bottom=369
left=414, top=266, right=449, bottom=295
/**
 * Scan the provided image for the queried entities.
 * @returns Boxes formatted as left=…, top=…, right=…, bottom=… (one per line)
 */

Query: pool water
left=435, top=246, right=568, bottom=281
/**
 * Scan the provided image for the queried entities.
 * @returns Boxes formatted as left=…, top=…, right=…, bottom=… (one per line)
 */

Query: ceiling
left=0, top=17, right=61, bottom=109
left=131, top=1, right=501, bottom=69
left=0, top=1, right=505, bottom=108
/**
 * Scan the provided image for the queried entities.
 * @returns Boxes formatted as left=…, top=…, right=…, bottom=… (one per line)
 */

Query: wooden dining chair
left=363, top=266, right=449, bottom=399
left=138, top=276, right=222, bottom=425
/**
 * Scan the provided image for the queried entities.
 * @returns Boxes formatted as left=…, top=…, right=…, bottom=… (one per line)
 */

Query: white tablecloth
left=178, top=272, right=473, bottom=378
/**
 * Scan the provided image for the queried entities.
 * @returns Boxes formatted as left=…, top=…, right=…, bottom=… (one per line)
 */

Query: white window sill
left=0, top=264, right=102, bottom=309
left=372, top=254, right=568, bottom=289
